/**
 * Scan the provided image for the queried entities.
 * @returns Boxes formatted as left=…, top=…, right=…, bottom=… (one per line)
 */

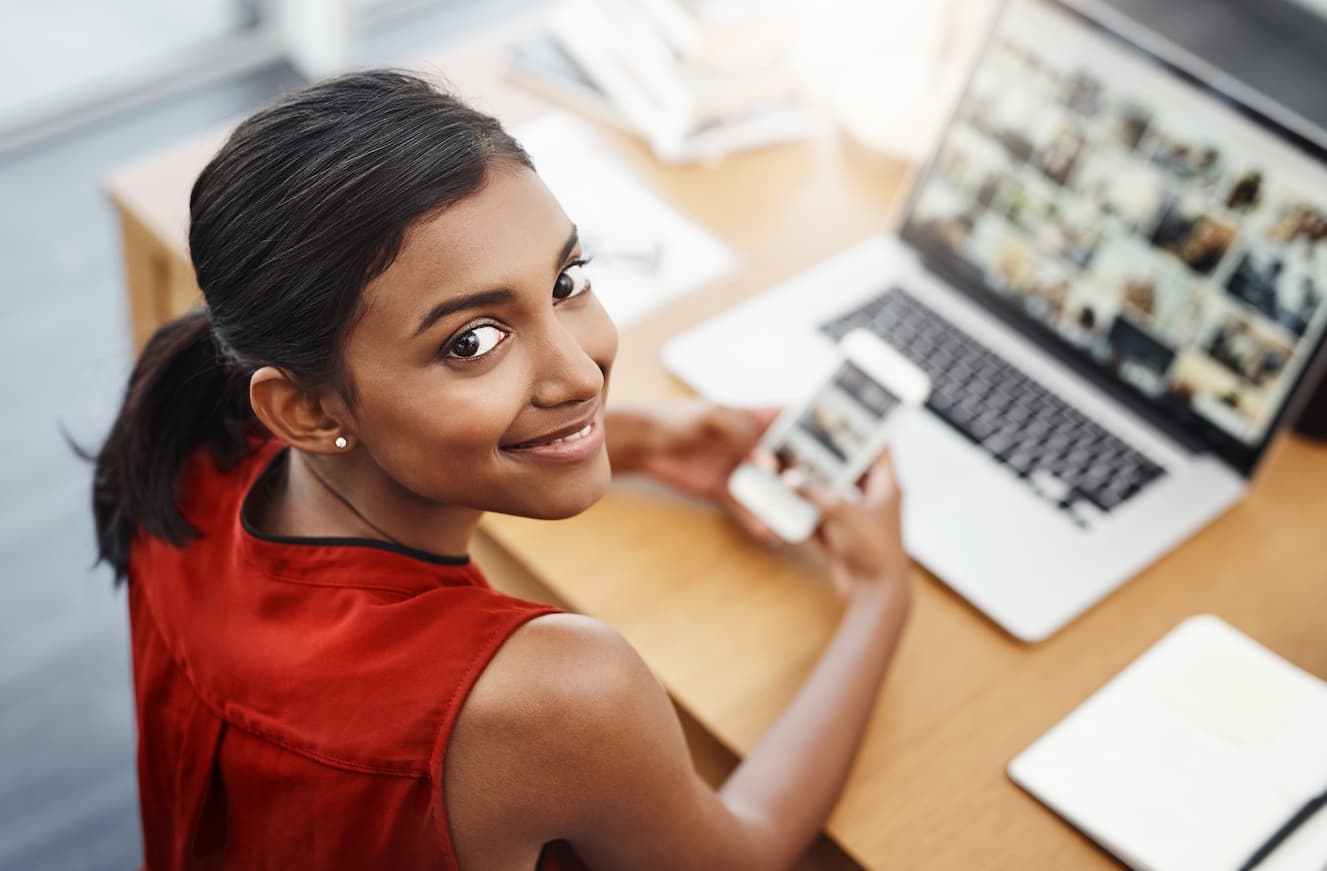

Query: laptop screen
left=901, top=0, right=1327, bottom=469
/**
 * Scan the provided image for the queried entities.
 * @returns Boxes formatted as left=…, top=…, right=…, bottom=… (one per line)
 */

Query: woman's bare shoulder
left=444, top=612, right=670, bottom=859
left=447, top=612, right=764, bottom=870
left=461, top=612, right=652, bottom=729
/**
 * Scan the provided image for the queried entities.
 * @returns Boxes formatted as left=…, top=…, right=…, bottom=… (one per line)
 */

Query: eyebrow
left=414, top=288, right=516, bottom=337
left=556, top=224, right=580, bottom=271
left=412, top=224, right=581, bottom=338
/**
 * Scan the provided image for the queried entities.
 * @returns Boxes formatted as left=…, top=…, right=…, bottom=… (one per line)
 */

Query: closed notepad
left=1009, top=615, right=1327, bottom=871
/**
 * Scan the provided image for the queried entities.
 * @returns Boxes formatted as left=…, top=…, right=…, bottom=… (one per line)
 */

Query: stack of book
left=506, top=0, right=815, bottom=164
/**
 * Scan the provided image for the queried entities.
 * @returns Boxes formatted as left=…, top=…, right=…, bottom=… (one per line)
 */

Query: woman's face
left=339, top=163, right=618, bottom=520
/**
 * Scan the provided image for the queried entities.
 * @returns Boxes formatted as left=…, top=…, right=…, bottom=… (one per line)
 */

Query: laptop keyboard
left=820, top=288, right=1167, bottom=524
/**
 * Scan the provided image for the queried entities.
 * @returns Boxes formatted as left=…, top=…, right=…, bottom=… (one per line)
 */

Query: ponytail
left=92, top=308, right=256, bottom=582
left=88, top=70, right=533, bottom=583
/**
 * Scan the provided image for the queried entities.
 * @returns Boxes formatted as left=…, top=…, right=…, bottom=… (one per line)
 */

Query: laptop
left=662, top=0, right=1327, bottom=641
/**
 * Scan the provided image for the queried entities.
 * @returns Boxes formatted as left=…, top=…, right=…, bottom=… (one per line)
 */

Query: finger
left=750, top=407, right=780, bottom=431
left=832, top=570, right=851, bottom=600
left=854, top=448, right=895, bottom=491
left=718, top=406, right=782, bottom=447
left=749, top=446, right=779, bottom=474
left=861, top=449, right=900, bottom=502
left=710, top=406, right=765, bottom=449
left=786, top=472, right=839, bottom=515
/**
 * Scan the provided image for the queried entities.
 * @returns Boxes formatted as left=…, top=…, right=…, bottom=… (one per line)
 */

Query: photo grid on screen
left=776, top=363, right=901, bottom=485
left=909, top=0, right=1327, bottom=445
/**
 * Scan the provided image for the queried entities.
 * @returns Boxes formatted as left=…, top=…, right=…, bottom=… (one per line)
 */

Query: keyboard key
left=1030, top=470, right=1071, bottom=503
left=1069, top=499, right=1106, bottom=528
left=1008, top=454, right=1037, bottom=475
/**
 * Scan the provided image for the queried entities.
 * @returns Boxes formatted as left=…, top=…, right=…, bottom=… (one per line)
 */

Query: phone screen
left=770, top=360, right=902, bottom=488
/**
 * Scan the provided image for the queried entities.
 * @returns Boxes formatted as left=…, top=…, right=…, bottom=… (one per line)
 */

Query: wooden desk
left=106, top=20, right=1327, bottom=871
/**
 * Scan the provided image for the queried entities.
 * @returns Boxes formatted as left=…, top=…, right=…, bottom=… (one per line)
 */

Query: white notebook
left=1009, top=615, right=1327, bottom=871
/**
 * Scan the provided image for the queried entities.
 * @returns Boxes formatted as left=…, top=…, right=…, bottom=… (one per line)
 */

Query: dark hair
left=91, top=70, right=533, bottom=582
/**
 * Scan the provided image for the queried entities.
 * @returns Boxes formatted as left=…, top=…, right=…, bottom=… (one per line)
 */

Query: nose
left=530, top=312, right=610, bottom=409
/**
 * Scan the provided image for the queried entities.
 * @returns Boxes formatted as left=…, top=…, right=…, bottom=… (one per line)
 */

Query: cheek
left=361, top=368, right=528, bottom=486
left=425, top=380, right=522, bottom=448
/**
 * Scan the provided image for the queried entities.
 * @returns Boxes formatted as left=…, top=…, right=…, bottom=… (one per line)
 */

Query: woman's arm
left=604, top=402, right=777, bottom=484
left=718, top=571, right=908, bottom=860
left=603, top=402, right=782, bottom=542
left=447, top=454, right=912, bottom=870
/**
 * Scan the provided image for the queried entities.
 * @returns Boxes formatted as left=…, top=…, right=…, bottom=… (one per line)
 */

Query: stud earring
left=334, top=436, right=348, bottom=450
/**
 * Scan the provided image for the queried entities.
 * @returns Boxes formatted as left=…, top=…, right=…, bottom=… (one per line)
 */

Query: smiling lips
left=543, top=422, right=593, bottom=444
left=502, top=414, right=604, bottom=463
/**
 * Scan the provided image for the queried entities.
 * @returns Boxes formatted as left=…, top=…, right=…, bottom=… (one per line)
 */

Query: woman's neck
left=255, top=448, right=479, bottom=558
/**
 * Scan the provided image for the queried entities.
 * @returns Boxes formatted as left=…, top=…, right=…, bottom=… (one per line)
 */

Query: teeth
left=547, top=423, right=592, bottom=445
left=509, top=421, right=594, bottom=450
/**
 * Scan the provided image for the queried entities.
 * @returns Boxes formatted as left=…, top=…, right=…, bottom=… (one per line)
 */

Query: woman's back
left=128, top=440, right=580, bottom=869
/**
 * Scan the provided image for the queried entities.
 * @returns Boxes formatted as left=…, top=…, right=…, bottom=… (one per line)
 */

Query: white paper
left=515, top=113, right=738, bottom=327
left=1009, top=615, right=1327, bottom=871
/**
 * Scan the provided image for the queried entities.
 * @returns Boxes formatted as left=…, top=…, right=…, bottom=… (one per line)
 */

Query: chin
left=503, top=456, right=612, bottom=520
left=530, top=490, right=608, bottom=520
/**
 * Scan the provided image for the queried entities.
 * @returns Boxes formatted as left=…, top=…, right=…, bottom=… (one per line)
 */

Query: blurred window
left=0, top=0, right=261, bottom=138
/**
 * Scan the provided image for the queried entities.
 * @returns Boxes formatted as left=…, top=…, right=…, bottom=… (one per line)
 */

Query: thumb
left=861, top=449, right=900, bottom=503
left=752, top=406, right=780, bottom=431
left=784, top=470, right=839, bottom=518
left=712, top=406, right=763, bottom=448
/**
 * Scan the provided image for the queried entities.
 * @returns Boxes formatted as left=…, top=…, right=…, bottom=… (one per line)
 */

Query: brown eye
left=446, top=325, right=505, bottom=360
left=452, top=332, right=479, bottom=357
left=553, top=263, right=591, bottom=301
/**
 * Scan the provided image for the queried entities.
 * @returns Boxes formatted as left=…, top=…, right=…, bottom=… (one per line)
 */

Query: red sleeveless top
left=127, top=439, right=589, bottom=870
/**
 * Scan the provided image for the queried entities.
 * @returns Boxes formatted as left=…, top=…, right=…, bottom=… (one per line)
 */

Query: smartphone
left=727, top=329, right=932, bottom=542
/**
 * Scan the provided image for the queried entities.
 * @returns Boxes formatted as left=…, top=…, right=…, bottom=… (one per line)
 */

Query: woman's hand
left=793, top=451, right=912, bottom=604
left=605, top=401, right=781, bottom=544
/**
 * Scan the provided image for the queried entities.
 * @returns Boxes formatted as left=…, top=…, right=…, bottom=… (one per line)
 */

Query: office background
left=1, top=0, right=1324, bottom=868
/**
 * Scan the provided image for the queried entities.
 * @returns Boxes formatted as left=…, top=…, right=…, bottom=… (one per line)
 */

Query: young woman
left=93, top=71, right=912, bottom=870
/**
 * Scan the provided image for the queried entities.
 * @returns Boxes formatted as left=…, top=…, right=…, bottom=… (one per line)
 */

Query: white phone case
left=727, top=330, right=931, bottom=542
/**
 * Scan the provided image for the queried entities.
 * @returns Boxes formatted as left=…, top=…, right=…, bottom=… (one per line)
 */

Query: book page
left=1009, top=615, right=1327, bottom=871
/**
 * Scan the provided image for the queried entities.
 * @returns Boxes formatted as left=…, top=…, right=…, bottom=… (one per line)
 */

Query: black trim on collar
left=240, top=447, right=471, bottom=567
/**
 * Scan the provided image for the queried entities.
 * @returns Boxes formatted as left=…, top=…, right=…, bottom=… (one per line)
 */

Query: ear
left=249, top=366, right=352, bottom=454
